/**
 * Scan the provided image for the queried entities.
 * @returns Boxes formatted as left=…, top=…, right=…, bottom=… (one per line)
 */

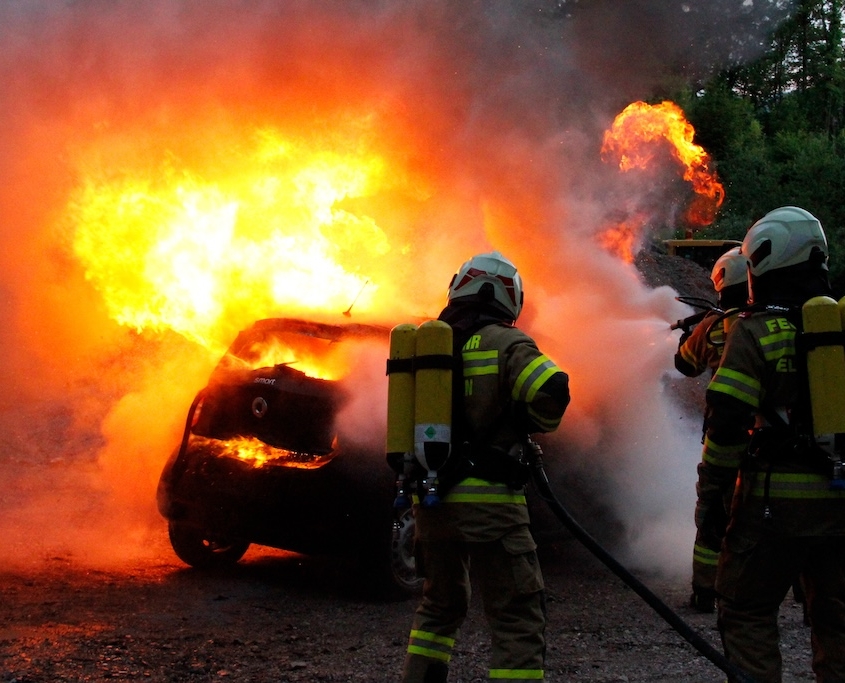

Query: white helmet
left=710, top=246, right=747, bottom=293
left=743, top=206, right=828, bottom=277
left=447, top=251, right=524, bottom=320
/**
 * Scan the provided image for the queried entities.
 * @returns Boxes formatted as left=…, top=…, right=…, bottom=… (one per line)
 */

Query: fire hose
left=525, top=438, right=758, bottom=683
left=670, top=295, right=722, bottom=333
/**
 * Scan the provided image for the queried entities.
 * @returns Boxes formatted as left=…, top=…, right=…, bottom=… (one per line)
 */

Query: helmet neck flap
left=719, top=282, right=749, bottom=310
left=749, top=260, right=832, bottom=307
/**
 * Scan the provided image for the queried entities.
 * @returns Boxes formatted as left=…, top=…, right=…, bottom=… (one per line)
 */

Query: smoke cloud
left=0, top=0, right=784, bottom=574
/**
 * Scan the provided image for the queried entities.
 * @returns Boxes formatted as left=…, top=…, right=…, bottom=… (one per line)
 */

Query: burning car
left=156, top=317, right=420, bottom=596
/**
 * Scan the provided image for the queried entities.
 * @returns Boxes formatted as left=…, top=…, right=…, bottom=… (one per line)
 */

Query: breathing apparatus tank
left=802, top=295, right=845, bottom=488
left=386, top=323, right=418, bottom=509
left=413, top=320, right=453, bottom=507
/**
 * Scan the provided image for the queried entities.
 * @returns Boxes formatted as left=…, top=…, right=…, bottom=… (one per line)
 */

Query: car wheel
left=167, top=521, right=250, bottom=569
left=389, top=507, right=423, bottom=595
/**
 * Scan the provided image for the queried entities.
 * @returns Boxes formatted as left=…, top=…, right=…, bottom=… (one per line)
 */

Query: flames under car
left=156, top=317, right=420, bottom=596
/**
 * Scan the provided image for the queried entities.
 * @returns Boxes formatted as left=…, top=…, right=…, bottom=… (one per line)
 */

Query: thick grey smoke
left=0, top=0, right=785, bottom=572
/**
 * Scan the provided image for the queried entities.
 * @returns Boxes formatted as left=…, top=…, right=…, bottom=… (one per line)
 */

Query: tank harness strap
left=386, top=354, right=455, bottom=376
left=762, top=465, right=773, bottom=522
left=386, top=357, right=413, bottom=375
left=413, top=354, right=454, bottom=371
left=798, top=330, right=845, bottom=352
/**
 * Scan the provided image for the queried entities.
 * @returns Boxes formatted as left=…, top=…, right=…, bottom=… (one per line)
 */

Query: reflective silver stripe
left=407, top=629, right=454, bottom=662
left=709, top=367, right=761, bottom=408
left=701, top=436, right=744, bottom=468
left=760, top=329, right=794, bottom=362
left=463, top=350, right=498, bottom=377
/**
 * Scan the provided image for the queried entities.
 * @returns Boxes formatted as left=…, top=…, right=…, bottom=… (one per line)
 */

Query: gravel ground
left=0, top=525, right=814, bottom=683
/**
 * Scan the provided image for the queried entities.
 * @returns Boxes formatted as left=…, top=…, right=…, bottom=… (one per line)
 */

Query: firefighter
left=675, top=246, right=747, bottom=376
left=705, top=206, right=845, bottom=682
left=674, top=247, right=748, bottom=613
left=400, top=251, right=570, bottom=683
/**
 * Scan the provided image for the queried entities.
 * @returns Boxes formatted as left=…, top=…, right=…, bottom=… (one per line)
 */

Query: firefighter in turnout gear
left=705, top=207, right=845, bottom=682
left=675, top=246, right=747, bottom=376
left=400, top=251, right=570, bottom=683
left=674, top=247, right=748, bottom=613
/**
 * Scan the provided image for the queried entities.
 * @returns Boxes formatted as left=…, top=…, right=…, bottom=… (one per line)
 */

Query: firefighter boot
left=689, top=586, right=717, bottom=613
left=402, top=654, right=448, bottom=683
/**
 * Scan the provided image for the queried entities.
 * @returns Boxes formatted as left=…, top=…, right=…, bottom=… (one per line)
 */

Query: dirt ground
left=0, top=525, right=814, bottom=683
left=0, top=248, right=820, bottom=682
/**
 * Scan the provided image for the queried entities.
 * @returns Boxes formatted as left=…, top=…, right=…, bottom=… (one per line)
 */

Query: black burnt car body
left=156, top=317, right=419, bottom=596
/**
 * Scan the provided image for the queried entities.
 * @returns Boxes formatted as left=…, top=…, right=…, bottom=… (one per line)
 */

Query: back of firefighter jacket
left=417, top=322, right=570, bottom=543
left=705, top=311, right=845, bottom=537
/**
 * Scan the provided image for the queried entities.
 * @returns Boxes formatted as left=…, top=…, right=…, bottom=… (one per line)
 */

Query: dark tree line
left=676, top=0, right=845, bottom=293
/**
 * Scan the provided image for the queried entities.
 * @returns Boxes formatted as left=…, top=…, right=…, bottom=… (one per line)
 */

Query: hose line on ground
left=526, top=439, right=757, bottom=683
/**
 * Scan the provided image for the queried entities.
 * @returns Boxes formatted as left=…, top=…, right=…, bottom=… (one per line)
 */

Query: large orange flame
left=66, top=120, right=426, bottom=356
left=601, top=100, right=724, bottom=227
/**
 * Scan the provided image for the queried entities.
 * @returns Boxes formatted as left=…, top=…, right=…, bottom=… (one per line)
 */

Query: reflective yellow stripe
left=710, top=325, right=725, bottom=346
left=702, top=436, right=744, bottom=468
left=463, top=350, right=498, bottom=377
left=693, top=543, right=720, bottom=566
left=709, top=367, right=761, bottom=408
left=464, top=365, right=498, bottom=377
left=525, top=365, right=560, bottom=402
left=407, top=629, right=454, bottom=662
left=748, top=471, right=845, bottom=499
left=488, top=669, right=544, bottom=680
left=443, top=478, right=527, bottom=504
left=464, top=350, right=498, bottom=361
left=760, top=330, right=795, bottom=362
left=513, top=355, right=560, bottom=402
left=679, top=343, right=703, bottom=369
left=446, top=492, right=527, bottom=503
left=527, top=405, right=561, bottom=431
left=407, top=645, right=450, bottom=661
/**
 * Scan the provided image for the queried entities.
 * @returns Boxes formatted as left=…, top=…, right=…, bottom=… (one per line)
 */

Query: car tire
left=357, top=506, right=422, bottom=601
left=377, top=508, right=423, bottom=600
left=168, top=521, right=250, bottom=569
left=388, top=507, right=423, bottom=597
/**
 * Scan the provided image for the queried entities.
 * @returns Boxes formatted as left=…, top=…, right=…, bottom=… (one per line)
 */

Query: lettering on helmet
left=254, top=377, right=276, bottom=385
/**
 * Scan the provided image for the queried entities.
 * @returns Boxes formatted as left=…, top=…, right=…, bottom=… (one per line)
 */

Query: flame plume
left=601, top=100, right=725, bottom=228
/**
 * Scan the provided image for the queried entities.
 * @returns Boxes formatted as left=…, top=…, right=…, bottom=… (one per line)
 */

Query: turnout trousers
left=401, top=527, right=546, bottom=683
left=717, top=533, right=845, bottom=682
left=692, top=461, right=735, bottom=597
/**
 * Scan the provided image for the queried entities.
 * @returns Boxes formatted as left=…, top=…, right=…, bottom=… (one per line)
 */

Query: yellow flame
left=66, top=123, right=410, bottom=350
left=192, top=434, right=336, bottom=469
left=217, top=333, right=366, bottom=380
